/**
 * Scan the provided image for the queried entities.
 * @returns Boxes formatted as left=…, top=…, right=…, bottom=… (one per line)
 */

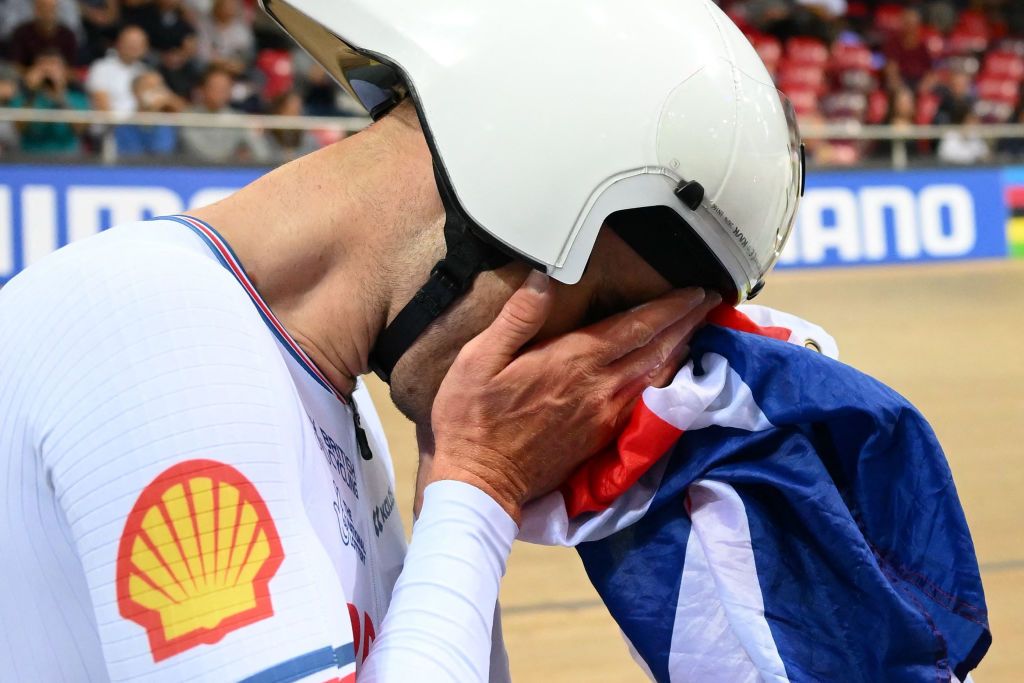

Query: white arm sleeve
left=361, top=482, right=517, bottom=683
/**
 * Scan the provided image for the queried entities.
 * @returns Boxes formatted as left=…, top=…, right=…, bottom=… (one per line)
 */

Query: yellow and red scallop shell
left=116, top=459, right=284, bottom=662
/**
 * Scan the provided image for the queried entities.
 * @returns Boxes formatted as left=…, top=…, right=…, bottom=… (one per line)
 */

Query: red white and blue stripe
left=161, top=214, right=347, bottom=404
left=520, top=305, right=990, bottom=683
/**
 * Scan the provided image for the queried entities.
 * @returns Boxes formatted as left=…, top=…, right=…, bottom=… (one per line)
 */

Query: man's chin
left=386, top=365, right=439, bottom=427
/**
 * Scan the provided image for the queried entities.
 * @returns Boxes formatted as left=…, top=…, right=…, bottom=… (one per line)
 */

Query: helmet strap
left=368, top=164, right=512, bottom=383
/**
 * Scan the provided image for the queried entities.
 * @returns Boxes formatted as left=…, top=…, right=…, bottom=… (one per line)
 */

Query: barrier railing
left=0, top=107, right=372, bottom=164
left=2, top=106, right=1024, bottom=169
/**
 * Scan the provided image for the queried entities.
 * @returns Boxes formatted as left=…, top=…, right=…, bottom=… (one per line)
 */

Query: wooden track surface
left=365, top=259, right=1023, bottom=682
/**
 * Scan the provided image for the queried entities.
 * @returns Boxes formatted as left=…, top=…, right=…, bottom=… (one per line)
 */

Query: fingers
left=466, top=270, right=554, bottom=376
left=607, top=292, right=722, bottom=400
left=576, top=288, right=708, bottom=367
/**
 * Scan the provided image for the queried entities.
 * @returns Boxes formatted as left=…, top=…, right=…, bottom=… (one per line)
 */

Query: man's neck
left=190, top=116, right=441, bottom=397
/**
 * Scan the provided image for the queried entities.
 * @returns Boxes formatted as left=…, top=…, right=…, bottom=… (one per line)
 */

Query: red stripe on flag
left=562, top=304, right=793, bottom=518
left=707, top=304, right=792, bottom=341
left=562, top=401, right=683, bottom=517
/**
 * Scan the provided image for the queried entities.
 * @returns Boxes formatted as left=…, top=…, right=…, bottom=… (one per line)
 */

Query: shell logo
left=116, top=459, right=285, bottom=662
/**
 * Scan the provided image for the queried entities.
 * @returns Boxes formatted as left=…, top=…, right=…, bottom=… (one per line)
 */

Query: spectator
left=9, top=49, right=88, bottom=155
left=756, top=0, right=835, bottom=43
left=130, top=0, right=195, bottom=53
left=293, top=48, right=362, bottom=117
left=180, top=66, right=268, bottom=162
left=85, top=25, right=149, bottom=114
left=77, top=0, right=118, bottom=63
left=8, top=0, right=78, bottom=68
left=801, top=110, right=861, bottom=166
left=0, top=62, right=20, bottom=154
left=873, top=87, right=926, bottom=162
left=181, top=0, right=211, bottom=22
left=938, top=102, right=991, bottom=164
left=127, top=0, right=202, bottom=98
left=883, top=8, right=934, bottom=88
left=197, top=0, right=254, bottom=75
left=934, top=70, right=976, bottom=125
left=0, top=0, right=80, bottom=43
left=264, top=91, right=318, bottom=161
left=114, top=70, right=185, bottom=156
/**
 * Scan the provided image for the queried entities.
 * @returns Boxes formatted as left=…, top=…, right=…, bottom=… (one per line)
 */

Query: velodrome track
left=366, top=258, right=1024, bottom=682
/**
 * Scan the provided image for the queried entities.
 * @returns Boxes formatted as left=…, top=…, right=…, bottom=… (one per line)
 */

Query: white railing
left=2, top=106, right=1024, bottom=169
left=0, top=107, right=372, bottom=164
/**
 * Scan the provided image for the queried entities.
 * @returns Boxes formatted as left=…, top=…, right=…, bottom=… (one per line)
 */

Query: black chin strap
left=368, top=165, right=512, bottom=383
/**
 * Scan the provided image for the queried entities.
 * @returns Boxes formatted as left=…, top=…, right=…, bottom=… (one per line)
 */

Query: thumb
left=473, top=270, right=554, bottom=374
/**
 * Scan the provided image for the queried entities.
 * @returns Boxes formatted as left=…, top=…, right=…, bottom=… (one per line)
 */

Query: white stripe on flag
left=643, top=353, right=773, bottom=433
left=670, top=480, right=789, bottom=683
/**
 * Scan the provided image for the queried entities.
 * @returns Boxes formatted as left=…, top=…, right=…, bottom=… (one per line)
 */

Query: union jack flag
left=520, top=305, right=990, bottom=683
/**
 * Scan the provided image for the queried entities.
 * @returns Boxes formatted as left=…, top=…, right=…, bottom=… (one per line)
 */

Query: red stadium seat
left=982, top=51, right=1024, bottom=81
left=977, top=76, right=1021, bottom=105
left=956, top=9, right=989, bottom=36
left=831, top=43, right=873, bottom=72
left=875, top=4, right=904, bottom=35
left=778, top=64, right=828, bottom=95
left=749, top=33, right=782, bottom=69
left=786, top=37, right=828, bottom=67
left=783, top=87, right=820, bottom=117
left=256, top=49, right=294, bottom=102
left=947, top=27, right=989, bottom=56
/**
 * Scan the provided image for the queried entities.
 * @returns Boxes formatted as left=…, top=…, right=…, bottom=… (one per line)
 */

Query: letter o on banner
left=919, top=185, right=977, bottom=257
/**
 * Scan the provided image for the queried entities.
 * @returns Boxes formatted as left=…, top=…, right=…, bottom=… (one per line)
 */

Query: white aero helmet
left=261, top=0, right=805, bottom=381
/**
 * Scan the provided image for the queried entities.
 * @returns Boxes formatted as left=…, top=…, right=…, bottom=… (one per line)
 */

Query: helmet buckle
left=674, top=180, right=705, bottom=211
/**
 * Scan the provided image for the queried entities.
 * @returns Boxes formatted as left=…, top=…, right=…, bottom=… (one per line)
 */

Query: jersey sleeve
left=26, top=240, right=359, bottom=682
left=360, top=482, right=516, bottom=683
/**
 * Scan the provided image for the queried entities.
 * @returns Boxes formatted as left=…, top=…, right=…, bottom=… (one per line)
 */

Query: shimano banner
left=0, top=165, right=262, bottom=284
left=0, top=164, right=1014, bottom=284
left=778, top=167, right=1007, bottom=268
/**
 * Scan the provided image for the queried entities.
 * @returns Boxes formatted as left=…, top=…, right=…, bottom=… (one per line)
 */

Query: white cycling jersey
left=0, top=216, right=513, bottom=682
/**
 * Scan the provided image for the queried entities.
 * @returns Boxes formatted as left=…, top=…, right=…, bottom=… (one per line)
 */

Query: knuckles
left=626, top=319, right=656, bottom=349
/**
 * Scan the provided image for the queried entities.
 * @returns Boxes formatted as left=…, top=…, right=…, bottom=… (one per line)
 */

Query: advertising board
left=0, top=165, right=1018, bottom=285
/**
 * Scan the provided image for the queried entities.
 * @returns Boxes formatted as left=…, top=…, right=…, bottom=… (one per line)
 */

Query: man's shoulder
left=1, top=222, right=250, bottom=336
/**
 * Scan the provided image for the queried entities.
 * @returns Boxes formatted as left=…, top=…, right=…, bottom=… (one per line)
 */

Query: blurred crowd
left=1, top=0, right=1024, bottom=165
left=0, top=0, right=359, bottom=161
left=726, top=0, right=1024, bottom=165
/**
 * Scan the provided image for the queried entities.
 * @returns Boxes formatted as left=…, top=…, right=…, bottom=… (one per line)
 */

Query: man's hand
left=429, top=271, right=720, bottom=523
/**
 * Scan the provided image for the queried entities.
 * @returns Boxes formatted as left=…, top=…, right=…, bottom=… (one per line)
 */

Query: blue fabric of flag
left=578, top=325, right=990, bottom=683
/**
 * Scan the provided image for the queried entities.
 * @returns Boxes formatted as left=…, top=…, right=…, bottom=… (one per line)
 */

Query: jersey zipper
left=350, top=399, right=387, bottom=627
left=351, top=401, right=373, bottom=461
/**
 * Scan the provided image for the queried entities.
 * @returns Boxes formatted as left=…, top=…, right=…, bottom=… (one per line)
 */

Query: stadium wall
left=1, top=164, right=1022, bottom=285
